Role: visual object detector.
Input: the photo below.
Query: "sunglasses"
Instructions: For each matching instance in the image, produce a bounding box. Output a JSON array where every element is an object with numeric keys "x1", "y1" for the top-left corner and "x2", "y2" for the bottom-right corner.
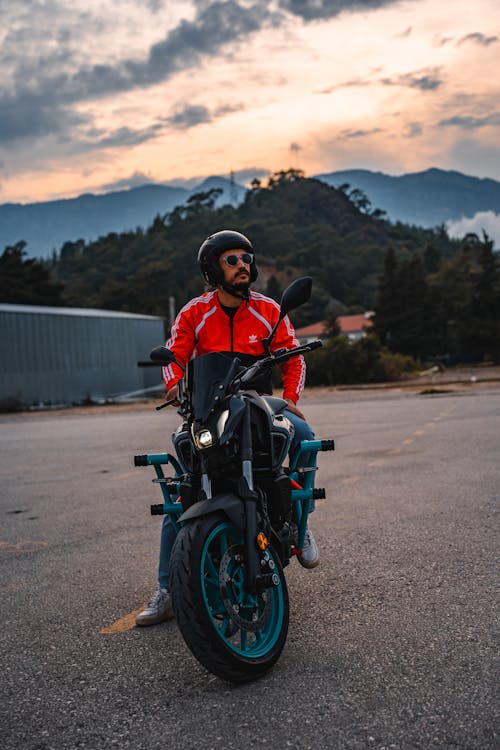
[{"x1": 222, "y1": 252, "x2": 254, "y2": 267}]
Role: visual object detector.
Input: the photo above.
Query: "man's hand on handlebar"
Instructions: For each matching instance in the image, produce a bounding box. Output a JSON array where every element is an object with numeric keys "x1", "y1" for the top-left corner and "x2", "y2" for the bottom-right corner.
[{"x1": 166, "y1": 385, "x2": 180, "y2": 406}]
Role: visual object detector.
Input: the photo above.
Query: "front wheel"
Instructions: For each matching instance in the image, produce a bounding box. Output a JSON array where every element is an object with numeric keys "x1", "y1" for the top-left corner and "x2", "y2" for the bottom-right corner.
[{"x1": 169, "y1": 514, "x2": 289, "y2": 683}]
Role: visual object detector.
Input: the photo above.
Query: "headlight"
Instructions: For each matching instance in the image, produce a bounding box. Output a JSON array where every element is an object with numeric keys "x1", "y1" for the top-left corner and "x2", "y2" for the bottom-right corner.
[{"x1": 193, "y1": 429, "x2": 214, "y2": 450}]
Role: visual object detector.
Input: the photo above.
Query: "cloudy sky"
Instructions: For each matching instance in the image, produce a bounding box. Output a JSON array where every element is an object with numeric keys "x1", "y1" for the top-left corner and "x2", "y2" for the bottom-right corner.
[{"x1": 1, "y1": 0, "x2": 500, "y2": 204}]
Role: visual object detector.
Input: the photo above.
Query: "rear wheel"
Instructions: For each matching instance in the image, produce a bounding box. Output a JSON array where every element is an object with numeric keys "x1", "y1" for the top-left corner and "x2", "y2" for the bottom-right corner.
[{"x1": 169, "y1": 514, "x2": 289, "y2": 683}]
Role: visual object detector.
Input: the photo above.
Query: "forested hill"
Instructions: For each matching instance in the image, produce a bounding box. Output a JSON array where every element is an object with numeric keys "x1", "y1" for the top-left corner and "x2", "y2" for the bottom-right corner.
[
  {"x1": 3, "y1": 167, "x2": 500, "y2": 260},
  {"x1": 3, "y1": 171, "x2": 461, "y2": 327}
]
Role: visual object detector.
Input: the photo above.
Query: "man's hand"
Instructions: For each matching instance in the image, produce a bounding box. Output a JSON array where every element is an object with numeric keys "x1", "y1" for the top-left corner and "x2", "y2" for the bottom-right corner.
[
  {"x1": 284, "y1": 398, "x2": 306, "y2": 420},
  {"x1": 166, "y1": 385, "x2": 180, "y2": 405}
]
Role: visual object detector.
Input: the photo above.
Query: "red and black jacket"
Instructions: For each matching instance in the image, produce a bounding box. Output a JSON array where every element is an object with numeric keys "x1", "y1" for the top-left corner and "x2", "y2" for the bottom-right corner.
[{"x1": 163, "y1": 290, "x2": 306, "y2": 403}]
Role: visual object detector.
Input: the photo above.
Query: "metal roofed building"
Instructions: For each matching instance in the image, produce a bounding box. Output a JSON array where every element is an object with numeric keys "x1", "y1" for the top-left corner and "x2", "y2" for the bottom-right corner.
[{"x1": 0, "y1": 304, "x2": 166, "y2": 406}]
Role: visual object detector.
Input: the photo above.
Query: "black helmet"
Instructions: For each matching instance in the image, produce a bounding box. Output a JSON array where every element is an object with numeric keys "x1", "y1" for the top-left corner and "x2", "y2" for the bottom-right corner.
[{"x1": 198, "y1": 229, "x2": 258, "y2": 286}]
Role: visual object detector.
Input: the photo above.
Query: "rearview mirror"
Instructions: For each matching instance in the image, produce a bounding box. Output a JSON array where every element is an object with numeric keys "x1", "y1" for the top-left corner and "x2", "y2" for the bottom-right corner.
[
  {"x1": 279, "y1": 276, "x2": 312, "y2": 317},
  {"x1": 262, "y1": 276, "x2": 313, "y2": 353},
  {"x1": 150, "y1": 345, "x2": 185, "y2": 371}
]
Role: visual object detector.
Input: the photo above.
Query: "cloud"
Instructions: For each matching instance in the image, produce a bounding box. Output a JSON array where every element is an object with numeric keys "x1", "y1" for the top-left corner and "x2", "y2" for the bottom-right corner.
[
  {"x1": 318, "y1": 69, "x2": 383, "y2": 94},
  {"x1": 447, "y1": 211, "x2": 500, "y2": 248},
  {"x1": 167, "y1": 105, "x2": 212, "y2": 130},
  {"x1": 89, "y1": 124, "x2": 165, "y2": 149},
  {"x1": 99, "y1": 172, "x2": 157, "y2": 192},
  {"x1": 381, "y1": 67, "x2": 443, "y2": 91},
  {"x1": 166, "y1": 102, "x2": 245, "y2": 130},
  {"x1": 145, "y1": 0, "x2": 168, "y2": 11},
  {"x1": 395, "y1": 26, "x2": 412, "y2": 38},
  {"x1": 1, "y1": 0, "x2": 422, "y2": 145},
  {"x1": 438, "y1": 113, "x2": 500, "y2": 130},
  {"x1": 340, "y1": 127, "x2": 384, "y2": 139},
  {"x1": 404, "y1": 122, "x2": 423, "y2": 137},
  {"x1": 232, "y1": 167, "x2": 270, "y2": 184},
  {"x1": 0, "y1": 92, "x2": 90, "y2": 143},
  {"x1": 0, "y1": 1, "x2": 274, "y2": 146},
  {"x1": 278, "y1": 0, "x2": 406, "y2": 21},
  {"x1": 0, "y1": 0, "x2": 433, "y2": 151},
  {"x1": 458, "y1": 32, "x2": 498, "y2": 46}
]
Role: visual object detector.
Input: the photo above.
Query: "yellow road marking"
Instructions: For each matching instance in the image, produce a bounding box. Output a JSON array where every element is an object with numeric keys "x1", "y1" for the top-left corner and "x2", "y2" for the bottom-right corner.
[
  {"x1": 100, "y1": 607, "x2": 144, "y2": 634},
  {"x1": 368, "y1": 459, "x2": 386, "y2": 467},
  {"x1": 402, "y1": 438, "x2": 414, "y2": 446},
  {"x1": 0, "y1": 540, "x2": 48, "y2": 554}
]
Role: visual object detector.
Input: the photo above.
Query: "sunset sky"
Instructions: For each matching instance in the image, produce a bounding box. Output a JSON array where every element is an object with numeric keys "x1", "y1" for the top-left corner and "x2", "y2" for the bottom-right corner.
[{"x1": 1, "y1": 0, "x2": 500, "y2": 205}]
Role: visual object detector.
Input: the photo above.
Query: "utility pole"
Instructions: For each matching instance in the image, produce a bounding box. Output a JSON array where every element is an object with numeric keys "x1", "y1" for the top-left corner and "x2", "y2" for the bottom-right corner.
[
  {"x1": 168, "y1": 296, "x2": 176, "y2": 330},
  {"x1": 290, "y1": 142, "x2": 301, "y2": 171}
]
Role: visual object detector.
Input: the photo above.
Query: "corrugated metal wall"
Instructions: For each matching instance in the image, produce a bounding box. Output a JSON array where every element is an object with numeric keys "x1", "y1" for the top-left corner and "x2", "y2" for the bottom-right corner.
[{"x1": 0, "y1": 305, "x2": 166, "y2": 405}]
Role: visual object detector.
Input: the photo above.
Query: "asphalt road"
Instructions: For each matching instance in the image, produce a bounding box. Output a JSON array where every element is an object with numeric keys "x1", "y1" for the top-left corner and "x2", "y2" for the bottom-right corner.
[{"x1": 1, "y1": 386, "x2": 498, "y2": 749}]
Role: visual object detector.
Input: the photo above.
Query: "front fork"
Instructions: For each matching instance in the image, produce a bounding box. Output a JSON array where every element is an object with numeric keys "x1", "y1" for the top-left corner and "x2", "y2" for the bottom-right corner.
[{"x1": 240, "y1": 406, "x2": 265, "y2": 594}]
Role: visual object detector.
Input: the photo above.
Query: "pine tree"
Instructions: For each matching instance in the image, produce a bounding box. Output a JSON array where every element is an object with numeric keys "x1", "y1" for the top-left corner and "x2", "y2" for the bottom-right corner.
[{"x1": 0, "y1": 242, "x2": 64, "y2": 305}]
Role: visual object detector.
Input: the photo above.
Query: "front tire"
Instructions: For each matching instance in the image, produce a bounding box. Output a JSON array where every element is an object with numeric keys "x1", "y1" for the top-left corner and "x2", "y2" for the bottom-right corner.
[{"x1": 169, "y1": 514, "x2": 289, "y2": 683}]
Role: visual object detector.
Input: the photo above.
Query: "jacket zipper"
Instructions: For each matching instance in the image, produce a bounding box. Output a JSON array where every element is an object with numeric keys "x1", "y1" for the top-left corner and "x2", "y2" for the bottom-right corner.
[{"x1": 229, "y1": 315, "x2": 234, "y2": 352}]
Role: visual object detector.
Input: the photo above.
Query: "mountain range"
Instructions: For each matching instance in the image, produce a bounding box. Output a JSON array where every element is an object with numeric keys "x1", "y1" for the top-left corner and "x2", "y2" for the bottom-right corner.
[
  {"x1": 1, "y1": 169, "x2": 499, "y2": 258},
  {"x1": 317, "y1": 168, "x2": 500, "y2": 228}
]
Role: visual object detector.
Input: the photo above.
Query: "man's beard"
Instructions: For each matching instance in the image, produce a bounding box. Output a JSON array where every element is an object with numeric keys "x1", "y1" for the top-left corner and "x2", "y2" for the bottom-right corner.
[
  {"x1": 221, "y1": 277, "x2": 251, "y2": 300},
  {"x1": 232, "y1": 279, "x2": 250, "y2": 294}
]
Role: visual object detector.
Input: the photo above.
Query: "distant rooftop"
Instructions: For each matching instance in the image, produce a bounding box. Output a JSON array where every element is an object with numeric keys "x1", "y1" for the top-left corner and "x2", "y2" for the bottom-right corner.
[{"x1": 295, "y1": 313, "x2": 374, "y2": 338}]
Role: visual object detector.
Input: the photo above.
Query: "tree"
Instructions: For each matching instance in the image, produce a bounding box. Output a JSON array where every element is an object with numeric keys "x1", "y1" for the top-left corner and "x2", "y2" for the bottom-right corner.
[
  {"x1": 324, "y1": 309, "x2": 341, "y2": 338},
  {"x1": 452, "y1": 232, "x2": 500, "y2": 361},
  {"x1": 348, "y1": 188, "x2": 372, "y2": 214},
  {"x1": 265, "y1": 275, "x2": 282, "y2": 302},
  {"x1": 51, "y1": 174, "x2": 461, "y2": 332},
  {"x1": 426, "y1": 231, "x2": 500, "y2": 362},
  {"x1": 374, "y1": 248, "x2": 435, "y2": 358},
  {"x1": 373, "y1": 246, "x2": 399, "y2": 347},
  {"x1": 0, "y1": 242, "x2": 64, "y2": 305},
  {"x1": 471, "y1": 232, "x2": 500, "y2": 360}
]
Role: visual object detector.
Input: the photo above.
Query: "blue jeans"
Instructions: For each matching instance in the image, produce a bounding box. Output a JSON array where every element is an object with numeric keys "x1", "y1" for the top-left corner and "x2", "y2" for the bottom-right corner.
[{"x1": 158, "y1": 410, "x2": 315, "y2": 589}]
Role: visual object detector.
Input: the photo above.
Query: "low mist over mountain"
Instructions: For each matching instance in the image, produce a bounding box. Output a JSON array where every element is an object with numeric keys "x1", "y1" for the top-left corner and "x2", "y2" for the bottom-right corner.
[{"x1": 1, "y1": 168, "x2": 499, "y2": 258}]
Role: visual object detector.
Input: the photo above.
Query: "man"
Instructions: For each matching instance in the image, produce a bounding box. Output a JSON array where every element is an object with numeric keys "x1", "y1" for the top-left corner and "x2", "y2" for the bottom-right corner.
[{"x1": 136, "y1": 229, "x2": 319, "y2": 626}]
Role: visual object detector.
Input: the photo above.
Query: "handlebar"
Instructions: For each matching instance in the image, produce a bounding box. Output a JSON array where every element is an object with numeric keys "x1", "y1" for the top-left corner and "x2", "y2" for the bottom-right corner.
[
  {"x1": 237, "y1": 340, "x2": 323, "y2": 385},
  {"x1": 155, "y1": 340, "x2": 323, "y2": 410}
]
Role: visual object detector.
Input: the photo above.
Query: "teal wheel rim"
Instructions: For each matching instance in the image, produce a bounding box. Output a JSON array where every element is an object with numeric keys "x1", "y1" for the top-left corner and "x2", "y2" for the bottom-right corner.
[{"x1": 200, "y1": 521, "x2": 285, "y2": 658}]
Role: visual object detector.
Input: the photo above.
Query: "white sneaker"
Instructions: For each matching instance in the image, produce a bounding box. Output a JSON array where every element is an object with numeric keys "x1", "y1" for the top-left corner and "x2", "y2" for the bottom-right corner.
[
  {"x1": 135, "y1": 588, "x2": 174, "y2": 626},
  {"x1": 297, "y1": 526, "x2": 319, "y2": 569}
]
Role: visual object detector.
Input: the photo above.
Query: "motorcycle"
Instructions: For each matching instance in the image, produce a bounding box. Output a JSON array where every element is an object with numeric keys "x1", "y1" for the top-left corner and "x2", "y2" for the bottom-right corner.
[{"x1": 134, "y1": 277, "x2": 335, "y2": 683}]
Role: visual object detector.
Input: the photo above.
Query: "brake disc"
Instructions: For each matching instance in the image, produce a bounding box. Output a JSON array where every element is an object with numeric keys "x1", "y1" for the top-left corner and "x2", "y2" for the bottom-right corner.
[{"x1": 218, "y1": 545, "x2": 272, "y2": 632}]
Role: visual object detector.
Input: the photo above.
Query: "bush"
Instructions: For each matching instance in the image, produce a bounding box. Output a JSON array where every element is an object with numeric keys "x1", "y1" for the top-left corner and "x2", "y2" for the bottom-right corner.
[
  {"x1": 305, "y1": 334, "x2": 417, "y2": 386},
  {"x1": 0, "y1": 397, "x2": 26, "y2": 413}
]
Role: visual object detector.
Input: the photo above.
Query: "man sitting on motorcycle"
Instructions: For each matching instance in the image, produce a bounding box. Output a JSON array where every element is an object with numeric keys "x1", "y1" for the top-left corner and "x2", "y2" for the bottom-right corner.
[{"x1": 136, "y1": 229, "x2": 319, "y2": 626}]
